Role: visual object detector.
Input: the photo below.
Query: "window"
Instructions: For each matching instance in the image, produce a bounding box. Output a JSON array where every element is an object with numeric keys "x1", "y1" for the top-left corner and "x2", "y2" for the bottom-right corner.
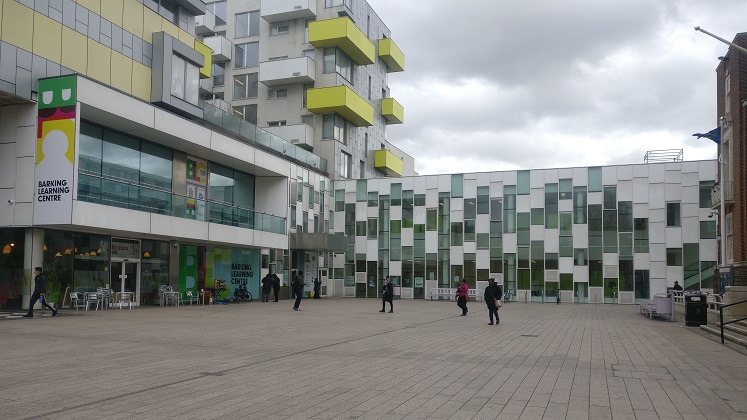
[
  {"x1": 302, "y1": 83, "x2": 313, "y2": 108},
  {"x1": 302, "y1": 49, "x2": 315, "y2": 60},
  {"x1": 270, "y1": 22, "x2": 290, "y2": 36},
  {"x1": 235, "y1": 11, "x2": 260, "y2": 38},
  {"x1": 340, "y1": 152, "x2": 351, "y2": 179},
  {"x1": 268, "y1": 121, "x2": 286, "y2": 127},
  {"x1": 322, "y1": 48, "x2": 354, "y2": 83},
  {"x1": 364, "y1": 133, "x2": 368, "y2": 157},
  {"x1": 666, "y1": 248, "x2": 682, "y2": 266},
  {"x1": 359, "y1": 161, "x2": 365, "y2": 179},
  {"x1": 304, "y1": 19, "x2": 312, "y2": 43},
  {"x1": 233, "y1": 73, "x2": 258, "y2": 99},
  {"x1": 301, "y1": 114, "x2": 313, "y2": 126},
  {"x1": 322, "y1": 114, "x2": 348, "y2": 144},
  {"x1": 170, "y1": 55, "x2": 199, "y2": 105},
  {"x1": 145, "y1": 0, "x2": 178, "y2": 24},
  {"x1": 234, "y1": 42, "x2": 259, "y2": 68},
  {"x1": 700, "y1": 220, "x2": 717, "y2": 239},
  {"x1": 666, "y1": 202, "x2": 681, "y2": 227},
  {"x1": 634, "y1": 218, "x2": 649, "y2": 253},
  {"x1": 268, "y1": 88, "x2": 287, "y2": 99},
  {"x1": 232, "y1": 105, "x2": 257, "y2": 124},
  {"x1": 325, "y1": 0, "x2": 352, "y2": 6},
  {"x1": 212, "y1": 62, "x2": 225, "y2": 86},
  {"x1": 699, "y1": 181, "x2": 714, "y2": 208},
  {"x1": 368, "y1": 76, "x2": 372, "y2": 100},
  {"x1": 206, "y1": 1, "x2": 227, "y2": 25}
]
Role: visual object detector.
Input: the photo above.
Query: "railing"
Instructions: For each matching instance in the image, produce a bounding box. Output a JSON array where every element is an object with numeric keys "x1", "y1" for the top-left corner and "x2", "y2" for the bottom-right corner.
[
  {"x1": 77, "y1": 172, "x2": 286, "y2": 234},
  {"x1": 199, "y1": 100, "x2": 328, "y2": 173},
  {"x1": 643, "y1": 149, "x2": 683, "y2": 163},
  {"x1": 711, "y1": 180, "x2": 734, "y2": 207},
  {"x1": 719, "y1": 298, "x2": 747, "y2": 344}
]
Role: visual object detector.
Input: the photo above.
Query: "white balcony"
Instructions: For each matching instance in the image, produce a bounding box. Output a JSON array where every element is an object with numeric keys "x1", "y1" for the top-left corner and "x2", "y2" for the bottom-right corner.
[
  {"x1": 264, "y1": 123, "x2": 314, "y2": 150},
  {"x1": 259, "y1": 57, "x2": 315, "y2": 86},
  {"x1": 202, "y1": 35, "x2": 232, "y2": 62},
  {"x1": 711, "y1": 180, "x2": 734, "y2": 208},
  {"x1": 195, "y1": 10, "x2": 216, "y2": 34},
  {"x1": 261, "y1": 0, "x2": 316, "y2": 23}
]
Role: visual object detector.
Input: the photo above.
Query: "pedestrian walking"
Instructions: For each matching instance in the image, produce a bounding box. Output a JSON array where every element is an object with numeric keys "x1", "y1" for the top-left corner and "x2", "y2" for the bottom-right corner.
[
  {"x1": 556, "y1": 290, "x2": 561, "y2": 305},
  {"x1": 292, "y1": 270, "x2": 304, "y2": 311},
  {"x1": 23, "y1": 267, "x2": 57, "y2": 318},
  {"x1": 261, "y1": 273, "x2": 272, "y2": 302},
  {"x1": 484, "y1": 277, "x2": 502, "y2": 325},
  {"x1": 313, "y1": 277, "x2": 321, "y2": 299},
  {"x1": 379, "y1": 277, "x2": 393, "y2": 313},
  {"x1": 456, "y1": 278, "x2": 469, "y2": 316},
  {"x1": 272, "y1": 274, "x2": 280, "y2": 302}
]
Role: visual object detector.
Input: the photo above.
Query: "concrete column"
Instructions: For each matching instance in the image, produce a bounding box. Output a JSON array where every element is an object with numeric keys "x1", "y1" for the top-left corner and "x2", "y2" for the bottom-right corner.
[{"x1": 22, "y1": 228, "x2": 45, "y2": 309}]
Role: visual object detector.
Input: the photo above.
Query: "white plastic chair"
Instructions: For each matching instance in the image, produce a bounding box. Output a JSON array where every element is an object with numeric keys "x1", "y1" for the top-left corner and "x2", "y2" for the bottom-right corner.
[
  {"x1": 118, "y1": 292, "x2": 133, "y2": 310},
  {"x1": 70, "y1": 292, "x2": 86, "y2": 310}
]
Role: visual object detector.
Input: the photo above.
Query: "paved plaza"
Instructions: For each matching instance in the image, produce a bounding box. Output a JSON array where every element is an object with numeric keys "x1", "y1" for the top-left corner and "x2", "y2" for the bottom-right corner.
[{"x1": 2, "y1": 298, "x2": 747, "y2": 420}]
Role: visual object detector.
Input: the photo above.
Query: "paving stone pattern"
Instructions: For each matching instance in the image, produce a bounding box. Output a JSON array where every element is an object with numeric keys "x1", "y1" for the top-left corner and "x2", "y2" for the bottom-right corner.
[{"x1": 2, "y1": 299, "x2": 746, "y2": 419}]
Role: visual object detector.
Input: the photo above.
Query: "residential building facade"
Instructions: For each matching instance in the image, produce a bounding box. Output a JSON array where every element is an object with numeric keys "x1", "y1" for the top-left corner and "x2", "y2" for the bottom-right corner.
[{"x1": 197, "y1": 0, "x2": 414, "y2": 181}]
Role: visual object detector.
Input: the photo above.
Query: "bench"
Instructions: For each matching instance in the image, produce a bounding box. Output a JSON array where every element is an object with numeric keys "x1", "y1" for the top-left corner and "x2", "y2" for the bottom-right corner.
[
  {"x1": 429, "y1": 287, "x2": 483, "y2": 302},
  {"x1": 640, "y1": 294, "x2": 674, "y2": 321}
]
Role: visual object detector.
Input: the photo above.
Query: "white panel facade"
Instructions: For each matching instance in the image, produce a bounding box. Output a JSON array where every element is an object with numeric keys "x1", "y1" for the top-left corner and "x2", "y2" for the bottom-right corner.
[{"x1": 665, "y1": 227, "x2": 682, "y2": 248}]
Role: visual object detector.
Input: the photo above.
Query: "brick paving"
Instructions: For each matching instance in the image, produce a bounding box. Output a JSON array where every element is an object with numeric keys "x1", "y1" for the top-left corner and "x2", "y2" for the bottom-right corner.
[{"x1": 1, "y1": 298, "x2": 747, "y2": 419}]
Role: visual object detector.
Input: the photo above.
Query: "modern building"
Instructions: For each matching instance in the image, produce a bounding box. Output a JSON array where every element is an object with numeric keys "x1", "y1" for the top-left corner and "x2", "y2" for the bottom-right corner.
[
  {"x1": 196, "y1": 0, "x2": 415, "y2": 181},
  {"x1": 328, "y1": 163, "x2": 718, "y2": 303},
  {"x1": 714, "y1": 32, "x2": 747, "y2": 290},
  {"x1": 0, "y1": 0, "x2": 336, "y2": 309}
]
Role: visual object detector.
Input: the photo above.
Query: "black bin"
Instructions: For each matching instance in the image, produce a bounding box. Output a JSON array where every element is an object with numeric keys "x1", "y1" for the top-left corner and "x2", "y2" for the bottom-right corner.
[{"x1": 685, "y1": 294, "x2": 707, "y2": 326}]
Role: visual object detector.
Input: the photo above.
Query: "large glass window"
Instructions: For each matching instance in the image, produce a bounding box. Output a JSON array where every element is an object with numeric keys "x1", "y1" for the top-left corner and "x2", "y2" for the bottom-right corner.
[
  {"x1": 666, "y1": 202, "x2": 681, "y2": 227},
  {"x1": 235, "y1": 11, "x2": 260, "y2": 38},
  {"x1": 517, "y1": 170, "x2": 530, "y2": 195},
  {"x1": 700, "y1": 221, "x2": 717, "y2": 239},
  {"x1": 206, "y1": 1, "x2": 226, "y2": 25},
  {"x1": 322, "y1": 113, "x2": 348, "y2": 143},
  {"x1": 588, "y1": 167, "x2": 602, "y2": 192},
  {"x1": 171, "y1": 55, "x2": 199, "y2": 105},
  {"x1": 233, "y1": 104, "x2": 257, "y2": 124},
  {"x1": 322, "y1": 47, "x2": 354, "y2": 83},
  {"x1": 634, "y1": 218, "x2": 649, "y2": 253},
  {"x1": 234, "y1": 42, "x2": 259, "y2": 68},
  {"x1": 545, "y1": 183, "x2": 558, "y2": 229},
  {"x1": 78, "y1": 122, "x2": 173, "y2": 214},
  {"x1": 340, "y1": 152, "x2": 351, "y2": 179},
  {"x1": 233, "y1": 73, "x2": 258, "y2": 99},
  {"x1": 477, "y1": 186, "x2": 489, "y2": 214},
  {"x1": 699, "y1": 181, "x2": 714, "y2": 208},
  {"x1": 212, "y1": 62, "x2": 225, "y2": 86},
  {"x1": 573, "y1": 186, "x2": 587, "y2": 224}
]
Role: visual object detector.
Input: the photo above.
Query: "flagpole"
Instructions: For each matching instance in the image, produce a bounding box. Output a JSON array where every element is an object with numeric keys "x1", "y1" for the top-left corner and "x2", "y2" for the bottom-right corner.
[{"x1": 695, "y1": 27, "x2": 747, "y2": 55}]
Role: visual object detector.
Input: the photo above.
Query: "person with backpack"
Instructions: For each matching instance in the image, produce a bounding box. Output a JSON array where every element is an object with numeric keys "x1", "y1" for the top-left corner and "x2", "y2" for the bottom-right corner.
[
  {"x1": 379, "y1": 277, "x2": 394, "y2": 313},
  {"x1": 456, "y1": 278, "x2": 469, "y2": 316},
  {"x1": 271, "y1": 274, "x2": 280, "y2": 302},
  {"x1": 484, "y1": 278, "x2": 502, "y2": 325},
  {"x1": 292, "y1": 270, "x2": 305, "y2": 311},
  {"x1": 261, "y1": 273, "x2": 273, "y2": 302}
]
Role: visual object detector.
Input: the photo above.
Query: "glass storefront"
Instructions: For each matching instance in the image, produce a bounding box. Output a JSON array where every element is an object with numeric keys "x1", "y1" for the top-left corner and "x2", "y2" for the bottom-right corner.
[{"x1": 0, "y1": 229, "x2": 26, "y2": 309}]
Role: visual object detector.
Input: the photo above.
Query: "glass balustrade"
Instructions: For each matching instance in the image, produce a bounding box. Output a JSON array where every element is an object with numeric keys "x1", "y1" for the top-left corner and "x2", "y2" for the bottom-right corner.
[
  {"x1": 77, "y1": 173, "x2": 286, "y2": 234},
  {"x1": 199, "y1": 100, "x2": 327, "y2": 172}
]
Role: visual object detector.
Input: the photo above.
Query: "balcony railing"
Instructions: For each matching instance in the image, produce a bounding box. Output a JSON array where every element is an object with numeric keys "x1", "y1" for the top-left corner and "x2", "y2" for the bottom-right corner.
[
  {"x1": 77, "y1": 173, "x2": 286, "y2": 234},
  {"x1": 711, "y1": 180, "x2": 734, "y2": 207},
  {"x1": 200, "y1": 100, "x2": 328, "y2": 172}
]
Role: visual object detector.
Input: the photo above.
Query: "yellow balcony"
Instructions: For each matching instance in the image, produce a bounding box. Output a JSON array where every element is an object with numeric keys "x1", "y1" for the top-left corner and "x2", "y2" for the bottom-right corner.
[
  {"x1": 378, "y1": 38, "x2": 405, "y2": 72},
  {"x1": 374, "y1": 149, "x2": 403, "y2": 177},
  {"x1": 306, "y1": 86, "x2": 374, "y2": 127},
  {"x1": 381, "y1": 97, "x2": 404, "y2": 124},
  {"x1": 308, "y1": 17, "x2": 375, "y2": 65}
]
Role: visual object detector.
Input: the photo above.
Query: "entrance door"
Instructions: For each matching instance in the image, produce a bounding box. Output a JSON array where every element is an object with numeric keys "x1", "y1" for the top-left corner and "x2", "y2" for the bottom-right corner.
[{"x1": 111, "y1": 260, "x2": 140, "y2": 305}]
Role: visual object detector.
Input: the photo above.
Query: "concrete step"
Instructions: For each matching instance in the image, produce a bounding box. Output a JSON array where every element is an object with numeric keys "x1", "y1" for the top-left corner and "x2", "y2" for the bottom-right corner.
[
  {"x1": 718, "y1": 322, "x2": 747, "y2": 336},
  {"x1": 700, "y1": 325, "x2": 747, "y2": 348}
]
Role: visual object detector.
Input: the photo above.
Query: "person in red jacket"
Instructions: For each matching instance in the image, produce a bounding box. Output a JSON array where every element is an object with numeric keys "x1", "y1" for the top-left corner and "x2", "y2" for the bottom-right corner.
[{"x1": 456, "y1": 278, "x2": 469, "y2": 316}]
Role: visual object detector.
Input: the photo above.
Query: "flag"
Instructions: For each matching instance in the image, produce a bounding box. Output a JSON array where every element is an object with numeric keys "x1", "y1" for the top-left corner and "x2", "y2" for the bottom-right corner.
[{"x1": 692, "y1": 128, "x2": 720, "y2": 144}]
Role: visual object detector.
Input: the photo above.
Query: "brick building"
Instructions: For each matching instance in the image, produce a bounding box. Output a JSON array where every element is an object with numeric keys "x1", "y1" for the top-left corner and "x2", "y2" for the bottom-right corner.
[{"x1": 714, "y1": 32, "x2": 747, "y2": 289}]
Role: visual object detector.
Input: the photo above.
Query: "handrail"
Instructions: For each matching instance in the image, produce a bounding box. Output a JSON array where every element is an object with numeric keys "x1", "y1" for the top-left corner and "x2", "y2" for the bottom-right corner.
[{"x1": 719, "y1": 298, "x2": 747, "y2": 344}]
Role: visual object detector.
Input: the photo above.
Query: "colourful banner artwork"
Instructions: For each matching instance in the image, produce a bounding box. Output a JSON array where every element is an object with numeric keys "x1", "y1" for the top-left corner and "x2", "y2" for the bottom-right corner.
[
  {"x1": 186, "y1": 156, "x2": 208, "y2": 185},
  {"x1": 34, "y1": 75, "x2": 77, "y2": 225}
]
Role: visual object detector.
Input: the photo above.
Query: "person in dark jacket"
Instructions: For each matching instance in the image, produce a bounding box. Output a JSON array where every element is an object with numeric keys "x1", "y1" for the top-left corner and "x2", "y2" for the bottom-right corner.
[
  {"x1": 24, "y1": 267, "x2": 57, "y2": 318},
  {"x1": 261, "y1": 273, "x2": 273, "y2": 302},
  {"x1": 456, "y1": 279, "x2": 469, "y2": 316},
  {"x1": 313, "y1": 277, "x2": 321, "y2": 299},
  {"x1": 272, "y1": 274, "x2": 280, "y2": 302},
  {"x1": 379, "y1": 277, "x2": 394, "y2": 313},
  {"x1": 484, "y1": 278, "x2": 502, "y2": 325},
  {"x1": 292, "y1": 271, "x2": 305, "y2": 311}
]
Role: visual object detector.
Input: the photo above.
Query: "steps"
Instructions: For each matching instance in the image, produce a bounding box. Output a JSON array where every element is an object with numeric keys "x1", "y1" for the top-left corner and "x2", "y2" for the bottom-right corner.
[{"x1": 700, "y1": 319, "x2": 747, "y2": 348}]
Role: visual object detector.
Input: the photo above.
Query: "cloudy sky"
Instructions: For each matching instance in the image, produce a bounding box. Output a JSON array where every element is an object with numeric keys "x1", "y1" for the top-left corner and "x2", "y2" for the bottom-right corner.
[{"x1": 369, "y1": 0, "x2": 747, "y2": 175}]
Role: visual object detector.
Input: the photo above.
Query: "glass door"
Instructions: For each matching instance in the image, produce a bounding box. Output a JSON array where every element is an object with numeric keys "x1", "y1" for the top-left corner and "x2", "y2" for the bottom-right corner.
[{"x1": 111, "y1": 260, "x2": 140, "y2": 304}]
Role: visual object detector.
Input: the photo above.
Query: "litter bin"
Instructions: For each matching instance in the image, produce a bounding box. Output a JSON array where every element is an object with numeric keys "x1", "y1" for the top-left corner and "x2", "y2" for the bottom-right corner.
[{"x1": 685, "y1": 294, "x2": 707, "y2": 326}]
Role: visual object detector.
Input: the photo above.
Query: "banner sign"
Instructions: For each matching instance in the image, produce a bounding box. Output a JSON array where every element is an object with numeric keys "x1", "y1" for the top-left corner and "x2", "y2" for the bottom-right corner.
[{"x1": 34, "y1": 75, "x2": 77, "y2": 225}]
